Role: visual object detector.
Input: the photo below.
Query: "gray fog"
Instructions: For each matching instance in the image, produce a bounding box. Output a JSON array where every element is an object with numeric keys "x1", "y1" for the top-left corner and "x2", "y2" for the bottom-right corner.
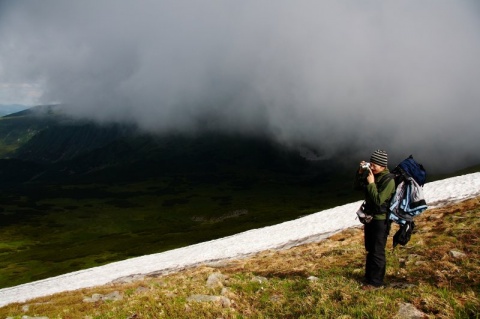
[{"x1": 1, "y1": 1, "x2": 480, "y2": 172}]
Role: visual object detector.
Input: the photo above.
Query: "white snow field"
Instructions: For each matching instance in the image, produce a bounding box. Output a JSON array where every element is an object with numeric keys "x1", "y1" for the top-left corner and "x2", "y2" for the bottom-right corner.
[{"x1": 1, "y1": 173, "x2": 479, "y2": 307}]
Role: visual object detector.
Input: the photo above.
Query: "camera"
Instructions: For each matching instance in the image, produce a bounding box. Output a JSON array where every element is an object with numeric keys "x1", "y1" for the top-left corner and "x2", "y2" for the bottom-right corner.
[
  {"x1": 361, "y1": 162, "x2": 370, "y2": 170},
  {"x1": 359, "y1": 162, "x2": 371, "y2": 182}
]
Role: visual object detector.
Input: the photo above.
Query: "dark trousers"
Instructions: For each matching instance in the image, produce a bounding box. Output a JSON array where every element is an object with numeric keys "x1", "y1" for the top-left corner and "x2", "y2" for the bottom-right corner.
[{"x1": 364, "y1": 219, "x2": 391, "y2": 286}]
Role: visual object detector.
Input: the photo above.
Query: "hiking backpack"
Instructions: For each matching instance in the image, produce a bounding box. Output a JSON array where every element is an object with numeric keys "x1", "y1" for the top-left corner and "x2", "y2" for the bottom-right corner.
[{"x1": 387, "y1": 155, "x2": 428, "y2": 247}]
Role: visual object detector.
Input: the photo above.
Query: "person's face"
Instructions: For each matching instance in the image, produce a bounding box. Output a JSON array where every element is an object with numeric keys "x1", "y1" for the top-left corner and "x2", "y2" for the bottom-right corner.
[{"x1": 370, "y1": 162, "x2": 385, "y2": 174}]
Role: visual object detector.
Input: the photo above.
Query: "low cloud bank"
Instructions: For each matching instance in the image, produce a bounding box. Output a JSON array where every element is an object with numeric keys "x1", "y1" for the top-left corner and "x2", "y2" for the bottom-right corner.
[{"x1": 1, "y1": 1, "x2": 480, "y2": 171}]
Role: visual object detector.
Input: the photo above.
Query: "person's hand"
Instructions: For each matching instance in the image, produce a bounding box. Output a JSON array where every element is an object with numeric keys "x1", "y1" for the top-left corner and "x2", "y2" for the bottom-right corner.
[{"x1": 366, "y1": 168, "x2": 374, "y2": 184}]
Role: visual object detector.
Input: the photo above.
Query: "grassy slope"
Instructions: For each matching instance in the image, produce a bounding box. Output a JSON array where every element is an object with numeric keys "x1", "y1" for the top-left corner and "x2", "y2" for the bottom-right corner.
[{"x1": 1, "y1": 196, "x2": 478, "y2": 319}]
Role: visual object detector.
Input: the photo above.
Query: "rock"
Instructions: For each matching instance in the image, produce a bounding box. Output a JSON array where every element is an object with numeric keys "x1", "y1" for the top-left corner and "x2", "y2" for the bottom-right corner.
[
  {"x1": 206, "y1": 272, "x2": 226, "y2": 289},
  {"x1": 307, "y1": 276, "x2": 319, "y2": 281},
  {"x1": 83, "y1": 291, "x2": 123, "y2": 303},
  {"x1": 104, "y1": 291, "x2": 123, "y2": 301},
  {"x1": 221, "y1": 287, "x2": 229, "y2": 296},
  {"x1": 394, "y1": 302, "x2": 426, "y2": 319},
  {"x1": 449, "y1": 250, "x2": 466, "y2": 259},
  {"x1": 111, "y1": 274, "x2": 145, "y2": 284},
  {"x1": 83, "y1": 293, "x2": 104, "y2": 303},
  {"x1": 252, "y1": 276, "x2": 268, "y2": 283},
  {"x1": 187, "y1": 294, "x2": 231, "y2": 307},
  {"x1": 204, "y1": 261, "x2": 231, "y2": 268},
  {"x1": 204, "y1": 260, "x2": 245, "y2": 269}
]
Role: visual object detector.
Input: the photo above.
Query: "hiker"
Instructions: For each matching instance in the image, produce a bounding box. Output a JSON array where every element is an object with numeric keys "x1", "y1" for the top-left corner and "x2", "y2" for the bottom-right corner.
[{"x1": 354, "y1": 149, "x2": 396, "y2": 289}]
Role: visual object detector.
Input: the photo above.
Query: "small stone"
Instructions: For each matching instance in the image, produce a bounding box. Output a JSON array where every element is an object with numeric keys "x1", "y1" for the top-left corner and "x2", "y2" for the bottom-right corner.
[
  {"x1": 252, "y1": 276, "x2": 268, "y2": 283},
  {"x1": 103, "y1": 291, "x2": 123, "y2": 301},
  {"x1": 449, "y1": 250, "x2": 466, "y2": 259},
  {"x1": 206, "y1": 272, "x2": 226, "y2": 289},
  {"x1": 83, "y1": 291, "x2": 122, "y2": 303},
  {"x1": 83, "y1": 293, "x2": 104, "y2": 303},
  {"x1": 307, "y1": 276, "x2": 319, "y2": 281},
  {"x1": 394, "y1": 302, "x2": 426, "y2": 319},
  {"x1": 111, "y1": 274, "x2": 145, "y2": 284},
  {"x1": 221, "y1": 287, "x2": 229, "y2": 296}
]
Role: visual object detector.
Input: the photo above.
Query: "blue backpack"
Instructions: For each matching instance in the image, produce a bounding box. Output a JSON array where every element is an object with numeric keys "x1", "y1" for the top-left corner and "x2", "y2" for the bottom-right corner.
[
  {"x1": 388, "y1": 155, "x2": 428, "y2": 247},
  {"x1": 395, "y1": 155, "x2": 427, "y2": 186}
]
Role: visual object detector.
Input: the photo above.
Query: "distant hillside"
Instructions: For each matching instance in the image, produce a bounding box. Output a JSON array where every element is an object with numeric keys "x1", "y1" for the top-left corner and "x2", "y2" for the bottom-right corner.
[
  {"x1": 0, "y1": 104, "x2": 342, "y2": 186},
  {"x1": 0, "y1": 105, "x2": 59, "y2": 158},
  {"x1": 13, "y1": 122, "x2": 134, "y2": 164}
]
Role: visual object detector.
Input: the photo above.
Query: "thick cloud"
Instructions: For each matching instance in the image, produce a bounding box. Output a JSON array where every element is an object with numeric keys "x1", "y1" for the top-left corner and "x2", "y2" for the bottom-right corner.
[{"x1": 1, "y1": 1, "x2": 480, "y2": 172}]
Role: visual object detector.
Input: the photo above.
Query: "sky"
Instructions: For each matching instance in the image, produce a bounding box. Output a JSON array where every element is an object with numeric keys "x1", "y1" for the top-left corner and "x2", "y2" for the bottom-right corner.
[
  {"x1": 0, "y1": 172, "x2": 479, "y2": 307},
  {"x1": 0, "y1": 83, "x2": 42, "y2": 106},
  {"x1": 1, "y1": 1, "x2": 480, "y2": 171}
]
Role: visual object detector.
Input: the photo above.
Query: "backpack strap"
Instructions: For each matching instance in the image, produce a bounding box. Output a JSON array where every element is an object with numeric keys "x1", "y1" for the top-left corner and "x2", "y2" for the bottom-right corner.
[
  {"x1": 378, "y1": 173, "x2": 395, "y2": 187},
  {"x1": 377, "y1": 173, "x2": 395, "y2": 219}
]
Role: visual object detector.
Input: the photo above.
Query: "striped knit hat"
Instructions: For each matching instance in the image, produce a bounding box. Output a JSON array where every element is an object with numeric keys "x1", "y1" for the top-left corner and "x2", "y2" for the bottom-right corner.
[{"x1": 370, "y1": 149, "x2": 388, "y2": 167}]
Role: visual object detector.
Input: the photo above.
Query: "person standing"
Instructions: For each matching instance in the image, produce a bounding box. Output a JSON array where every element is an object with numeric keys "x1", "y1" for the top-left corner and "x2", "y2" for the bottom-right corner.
[{"x1": 354, "y1": 149, "x2": 396, "y2": 289}]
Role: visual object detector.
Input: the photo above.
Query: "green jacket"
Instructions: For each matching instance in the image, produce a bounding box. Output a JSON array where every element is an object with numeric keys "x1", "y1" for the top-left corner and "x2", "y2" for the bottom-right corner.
[{"x1": 354, "y1": 168, "x2": 396, "y2": 220}]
